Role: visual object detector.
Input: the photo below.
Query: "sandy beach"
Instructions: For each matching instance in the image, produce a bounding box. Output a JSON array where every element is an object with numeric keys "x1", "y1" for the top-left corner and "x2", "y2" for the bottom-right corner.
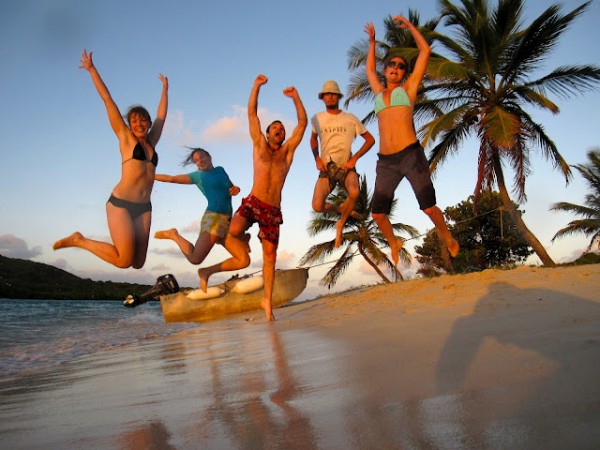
[
  {"x1": 280, "y1": 263, "x2": 600, "y2": 448},
  {"x1": 1, "y1": 264, "x2": 599, "y2": 449}
]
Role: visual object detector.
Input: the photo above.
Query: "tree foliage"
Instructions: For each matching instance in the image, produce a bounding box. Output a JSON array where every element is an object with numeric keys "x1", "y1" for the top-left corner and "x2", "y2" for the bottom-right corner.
[
  {"x1": 0, "y1": 254, "x2": 153, "y2": 300},
  {"x1": 300, "y1": 175, "x2": 419, "y2": 288},
  {"x1": 346, "y1": 0, "x2": 600, "y2": 268},
  {"x1": 551, "y1": 148, "x2": 600, "y2": 251},
  {"x1": 414, "y1": 190, "x2": 532, "y2": 274}
]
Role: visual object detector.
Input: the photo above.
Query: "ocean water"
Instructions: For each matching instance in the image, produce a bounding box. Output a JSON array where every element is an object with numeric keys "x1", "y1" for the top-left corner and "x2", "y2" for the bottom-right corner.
[
  {"x1": 0, "y1": 299, "x2": 195, "y2": 377},
  {"x1": 0, "y1": 298, "x2": 357, "y2": 449}
]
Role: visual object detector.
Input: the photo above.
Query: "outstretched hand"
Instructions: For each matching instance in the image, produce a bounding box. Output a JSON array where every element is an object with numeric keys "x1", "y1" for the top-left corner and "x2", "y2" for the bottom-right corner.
[
  {"x1": 159, "y1": 73, "x2": 169, "y2": 90},
  {"x1": 282, "y1": 86, "x2": 298, "y2": 98},
  {"x1": 364, "y1": 22, "x2": 376, "y2": 41},
  {"x1": 79, "y1": 49, "x2": 94, "y2": 71},
  {"x1": 255, "y1": 74, "x2": 268, "y2": 86},
  {"x1": 392, "y1": 15, "x2": 411, "y2": 29}
]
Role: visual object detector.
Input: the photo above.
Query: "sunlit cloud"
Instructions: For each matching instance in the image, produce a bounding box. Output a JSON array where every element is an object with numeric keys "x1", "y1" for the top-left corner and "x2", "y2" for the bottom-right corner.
[
  {"x1": 277, "y1": 249, "x2": 296, "y2": 268},
  {"x1": 0, "y1": 234, "x2": 42, "y2": 259},
  {"x1": 180, "y1": 220, "x2": 200, "y2": 234},
  {"x1": 200, "y1": 105, "x2": 249, "y2": 143},
  {"x1": 163, "y1": 105, "x2": 296, "y2": 147}
]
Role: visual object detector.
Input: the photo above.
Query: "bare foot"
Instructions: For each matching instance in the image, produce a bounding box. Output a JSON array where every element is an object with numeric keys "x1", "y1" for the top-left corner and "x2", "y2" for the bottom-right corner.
[
  {"x1": 447, "y1": 237, "x2": 460, "y2": 258},
  {"x1": 390, "y1": 236, "x2": 404, "y2": 266},
  {"x1": 350, "y1": 211, "x2": 364, "y2": 220},
  {"x1": 260, "y1": 298, "x2": 275, "y2": 321},
  {"x1": 197, "y1": 267, "x2": 210, "y2": 293},
  {"x1": 154, "y1": 228, "x2": 177, "y2": 240},
  {"x1": 334, "y1": 219, "x2": 344, "y2": 248},
  {"x1": 53, "y1": 232, "x2": 83, "y2": 250}
]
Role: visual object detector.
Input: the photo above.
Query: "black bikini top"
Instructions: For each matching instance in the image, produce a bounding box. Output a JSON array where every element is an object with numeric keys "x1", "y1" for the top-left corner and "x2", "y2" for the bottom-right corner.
[{"x1": 123, "y1": 142, "x2": 158, "y2": 166}]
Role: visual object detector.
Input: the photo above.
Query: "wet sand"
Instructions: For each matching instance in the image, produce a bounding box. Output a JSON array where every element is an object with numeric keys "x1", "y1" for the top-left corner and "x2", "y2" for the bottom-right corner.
[{"x1": 1, "y1": 264, "x2": 599, "y2": 449}]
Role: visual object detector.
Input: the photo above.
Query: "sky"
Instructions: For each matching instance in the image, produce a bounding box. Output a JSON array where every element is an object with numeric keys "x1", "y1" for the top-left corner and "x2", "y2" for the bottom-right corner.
[{"x1": 1, "y1": 0, "x2": 599, "y2": 301}]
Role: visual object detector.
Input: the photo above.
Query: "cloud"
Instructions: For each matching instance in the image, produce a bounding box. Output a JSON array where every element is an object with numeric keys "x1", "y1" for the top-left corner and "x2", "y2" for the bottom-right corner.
[
  {"x1": 276, "y1": 250, "x2": 296, "y2": 268},
  {"x1": 52, "y1": 257, "x2": 70, "y2": 270},
  {"x1": 200, "y1": 105, "x2": 249, "y2": 143},
  {"x1": 164, "y1": 107, "x2": 249, "y2": 145},
  {"x1": 180, "y1": 220, "x2": 200, "y2": 234},
  {"x1": 0, "y1": 234, "x2": 43, "y2": 259},
  {"x1": 163, "y1": 105, "x2": 293, "y2": 147}
]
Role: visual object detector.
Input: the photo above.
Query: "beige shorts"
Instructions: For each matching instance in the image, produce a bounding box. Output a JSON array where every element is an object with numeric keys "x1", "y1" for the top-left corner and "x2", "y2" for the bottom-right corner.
[{"x1": 200, "y1": 211, "x2": 231, "y2": 240}]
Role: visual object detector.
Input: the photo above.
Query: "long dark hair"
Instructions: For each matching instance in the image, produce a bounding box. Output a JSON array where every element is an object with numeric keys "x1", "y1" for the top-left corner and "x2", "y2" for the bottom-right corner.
[{"x1": 180, "y1": 147, "x2": 211, "y2": 167}]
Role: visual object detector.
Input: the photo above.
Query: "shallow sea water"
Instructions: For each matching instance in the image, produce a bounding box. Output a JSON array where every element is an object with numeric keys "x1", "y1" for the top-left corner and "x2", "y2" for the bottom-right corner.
[{"x1": 1, "y1": 298, "x2": 599, "y2": 450}]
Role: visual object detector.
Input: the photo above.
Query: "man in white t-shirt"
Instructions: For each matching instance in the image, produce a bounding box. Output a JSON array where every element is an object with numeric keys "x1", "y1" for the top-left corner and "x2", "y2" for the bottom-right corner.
[{"x1": 310, "y1": 80, "x2": 375, "y2": 247}]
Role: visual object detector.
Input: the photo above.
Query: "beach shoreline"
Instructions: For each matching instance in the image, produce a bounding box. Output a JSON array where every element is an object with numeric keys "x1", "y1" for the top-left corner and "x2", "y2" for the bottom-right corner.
[{"x1": 2, "y1": 264, "x2": 599, "y2": 449}]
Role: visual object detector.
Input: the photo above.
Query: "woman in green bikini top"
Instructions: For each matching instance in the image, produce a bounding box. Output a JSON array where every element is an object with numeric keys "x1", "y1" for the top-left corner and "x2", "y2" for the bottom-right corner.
[
  {"x1": 365, "y1": 17, "x2": 429, "y2": 155},
  {"x1": 363, "y1": 16, "x2": 460, "y2": 266},
  {"x1": 374, "y1": 85, "x2": 412, "y2": 115}
]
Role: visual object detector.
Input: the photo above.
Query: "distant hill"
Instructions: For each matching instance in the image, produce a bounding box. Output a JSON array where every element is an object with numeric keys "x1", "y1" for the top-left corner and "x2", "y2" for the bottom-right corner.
[{"x1": 0, "y1": 254, "x2": 153, "y2": 300}]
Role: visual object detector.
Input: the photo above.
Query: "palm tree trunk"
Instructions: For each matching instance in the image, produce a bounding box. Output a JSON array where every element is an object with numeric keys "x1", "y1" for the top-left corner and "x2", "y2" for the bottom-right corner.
[
  {"x1": 494, "y1": 161, "x2": 556, "y2": 267},
  {"x1": 357, "y1": 246, "x2": 397, "y2": 283}
]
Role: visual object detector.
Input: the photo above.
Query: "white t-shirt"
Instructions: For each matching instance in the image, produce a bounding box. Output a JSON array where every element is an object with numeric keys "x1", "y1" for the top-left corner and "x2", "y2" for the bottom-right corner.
[{"x1": 311, "y1": 111, "x2": 368, "y2": 166}]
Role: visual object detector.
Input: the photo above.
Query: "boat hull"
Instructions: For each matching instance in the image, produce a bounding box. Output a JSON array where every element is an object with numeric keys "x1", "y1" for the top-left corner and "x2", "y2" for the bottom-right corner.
[{"x1": 159, "y1": 268, "x2": 309, "y2": 323}]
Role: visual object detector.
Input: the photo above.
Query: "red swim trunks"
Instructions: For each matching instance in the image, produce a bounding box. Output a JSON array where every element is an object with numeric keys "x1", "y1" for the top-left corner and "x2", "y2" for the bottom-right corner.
[{"x1": 236, "y1": 195, "x2": 283, "y2": 245}]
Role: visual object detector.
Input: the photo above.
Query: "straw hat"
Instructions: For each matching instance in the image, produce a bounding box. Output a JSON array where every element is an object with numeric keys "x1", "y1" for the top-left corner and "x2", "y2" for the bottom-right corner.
[{"x1": 318, "y1": 80, "x2": 343, "y2": 99}]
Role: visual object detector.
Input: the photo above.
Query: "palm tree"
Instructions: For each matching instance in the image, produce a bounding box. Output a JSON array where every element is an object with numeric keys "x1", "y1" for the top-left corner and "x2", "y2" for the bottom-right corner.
[
  {"x1": 346, "y1": 0, "x2": 600, "y2": 267},
  {"x1": 551, "y1": 148, "x2": 600, "y2": 252},
  {"x1": 299, "y1": 175, "x2": 419, "y2": 288},
  {"x1": 419, "y1": 0, "x2": 600, "y2": 267}
]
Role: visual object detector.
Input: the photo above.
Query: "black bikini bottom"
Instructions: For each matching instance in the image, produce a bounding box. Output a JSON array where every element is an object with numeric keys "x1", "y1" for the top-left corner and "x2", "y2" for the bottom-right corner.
[{"x1": 107, "y1": 194, "x2": 152, "y2": 219}]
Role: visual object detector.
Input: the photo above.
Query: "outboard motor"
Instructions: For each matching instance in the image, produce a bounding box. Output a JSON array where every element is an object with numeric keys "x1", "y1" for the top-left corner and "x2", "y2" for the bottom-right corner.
[{"x1": 123, "y1": 274, "x2": 179, "y2": 308}]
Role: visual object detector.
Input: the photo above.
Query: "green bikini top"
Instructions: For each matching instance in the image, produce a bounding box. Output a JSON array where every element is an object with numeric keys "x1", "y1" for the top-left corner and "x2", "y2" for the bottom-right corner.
[{"x1": 374, "y1": 86, "x2": 412, "y2": 115}]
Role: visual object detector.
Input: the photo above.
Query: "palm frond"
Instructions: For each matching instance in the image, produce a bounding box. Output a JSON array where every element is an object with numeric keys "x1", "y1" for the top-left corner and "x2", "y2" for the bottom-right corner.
[
  {"x1": 525, "y1": 66, "x2": 600, "y2": 99},
  {"x1": 550, "y1": 149, "x2": 600, "y2": 250},
  {"x1": 300, "y1": 175, "x2": 419, "y2": 287}
]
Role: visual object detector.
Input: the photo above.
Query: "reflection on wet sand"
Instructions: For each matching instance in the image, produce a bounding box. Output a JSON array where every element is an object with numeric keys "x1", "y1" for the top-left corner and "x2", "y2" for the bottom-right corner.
[
  {"x1": 2, "y1": 277, "x2": 598, "y2": 450},
  {"x1": 180, "y1": 325, "x2": 319, "y2": 449},
  {"x1": 117, "y1": 421, "x2": 176, "y2": 450}
]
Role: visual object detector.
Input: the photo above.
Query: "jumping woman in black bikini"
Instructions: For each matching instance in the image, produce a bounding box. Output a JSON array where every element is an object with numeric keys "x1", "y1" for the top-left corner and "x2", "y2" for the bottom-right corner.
[{"x1": 53, "y1": 49, "x2": 168, "y2": 269}]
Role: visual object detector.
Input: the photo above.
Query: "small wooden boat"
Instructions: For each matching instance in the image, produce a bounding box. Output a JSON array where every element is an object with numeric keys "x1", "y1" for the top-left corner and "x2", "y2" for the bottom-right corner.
[{"x1": 159, "y1": 268, "x2": 309, "y2": 323}]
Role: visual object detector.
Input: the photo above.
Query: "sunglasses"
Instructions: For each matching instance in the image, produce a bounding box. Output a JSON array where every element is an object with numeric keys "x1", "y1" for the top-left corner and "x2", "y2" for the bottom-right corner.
[{"x1": 386, "y1": 60, "x2": 406, "y2": 70}]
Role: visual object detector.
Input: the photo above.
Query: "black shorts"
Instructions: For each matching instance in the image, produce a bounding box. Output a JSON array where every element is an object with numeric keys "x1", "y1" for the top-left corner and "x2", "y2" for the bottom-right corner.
[{"x1": 372, "y1": 141, "x2": 436, "y2": 214}]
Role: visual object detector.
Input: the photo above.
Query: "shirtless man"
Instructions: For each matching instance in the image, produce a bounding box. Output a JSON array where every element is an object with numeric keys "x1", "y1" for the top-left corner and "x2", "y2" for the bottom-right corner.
[
  {"x1": 198, "y1": 74, "x2": 307, "y2": 320},
  {"x1": 310, "y1": 80, "x2": 374, "y2": 248}
]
